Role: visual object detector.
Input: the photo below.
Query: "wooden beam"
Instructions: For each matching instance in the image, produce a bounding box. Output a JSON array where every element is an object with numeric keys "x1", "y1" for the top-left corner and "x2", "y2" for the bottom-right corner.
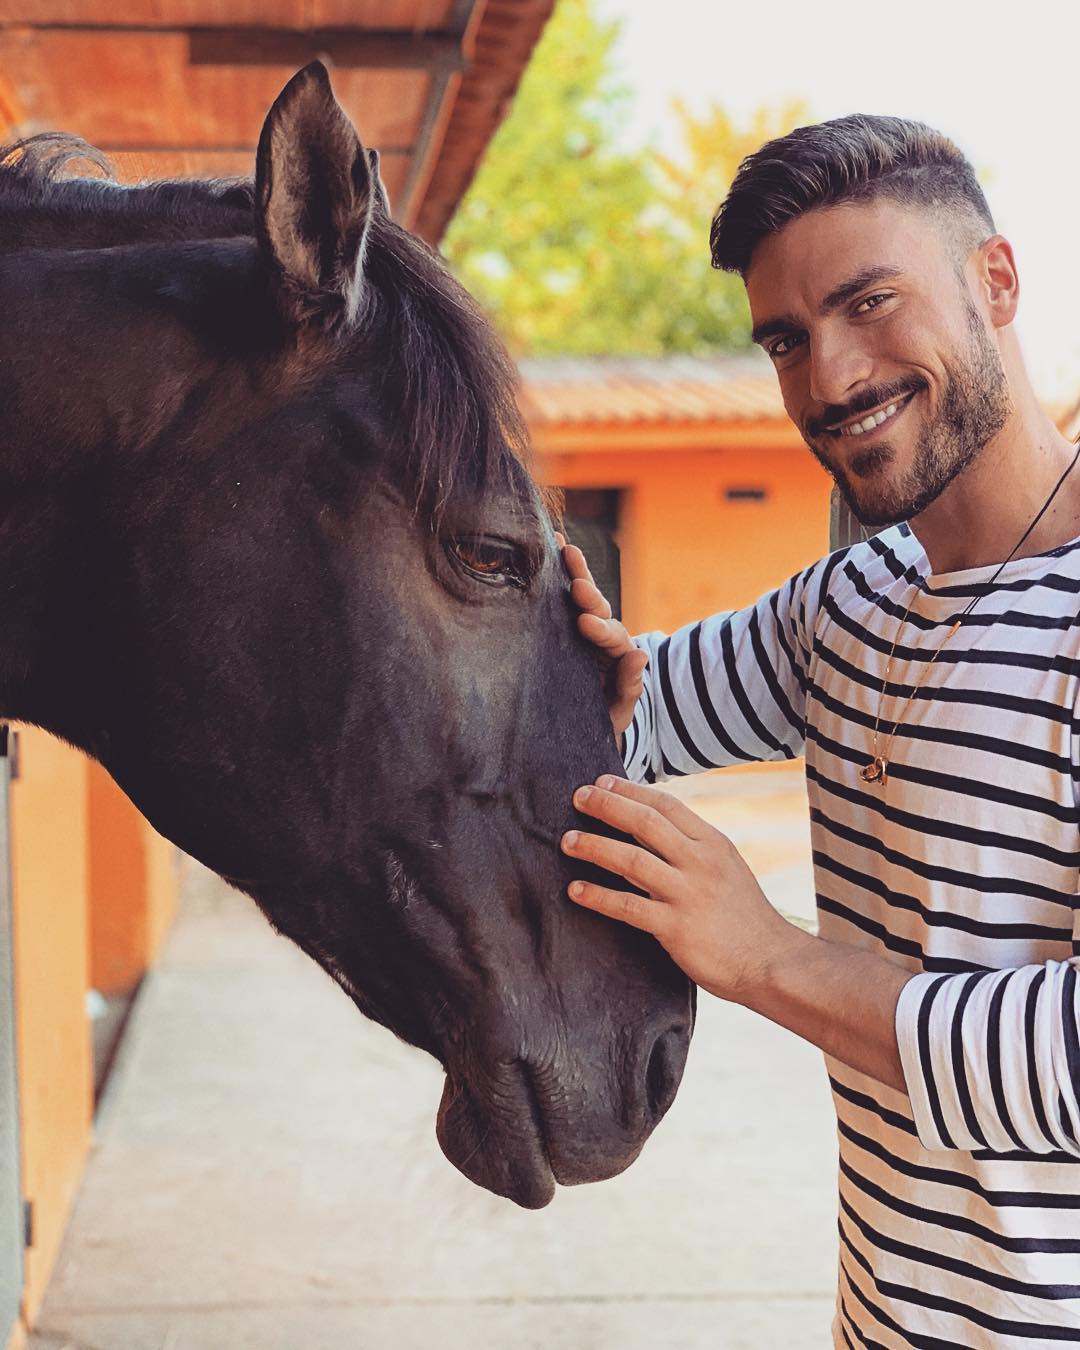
[
  {"x1": 397, "y1": 0, "x2": 483, "y2": 230},
  {"x1": 2, "y1": 1, "x2": 461, "y2": 23},
  {"x1": 4, "y1": 25, "x2": 470, "y2": 70}
]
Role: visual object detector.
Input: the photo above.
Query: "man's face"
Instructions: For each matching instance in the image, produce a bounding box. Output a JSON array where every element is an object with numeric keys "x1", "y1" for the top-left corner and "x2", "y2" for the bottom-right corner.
[{"x1": 746, "y1": 199, "x2": 1011, "y2": 527}]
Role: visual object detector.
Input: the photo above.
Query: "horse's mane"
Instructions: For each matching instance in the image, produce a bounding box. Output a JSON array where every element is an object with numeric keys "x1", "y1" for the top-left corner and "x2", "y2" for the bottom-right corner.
[{"x1": 0, "y1": 134, "x2": 529, "y2": 521}]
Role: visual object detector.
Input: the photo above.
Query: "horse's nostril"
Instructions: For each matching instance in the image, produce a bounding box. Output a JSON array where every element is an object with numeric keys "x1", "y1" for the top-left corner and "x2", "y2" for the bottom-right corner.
[{"x1": 644, "y1": 1026, "x2": 687, "y2": 1122}]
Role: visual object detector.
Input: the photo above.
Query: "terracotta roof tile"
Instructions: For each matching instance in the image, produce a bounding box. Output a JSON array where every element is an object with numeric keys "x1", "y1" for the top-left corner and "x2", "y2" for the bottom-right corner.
[{"x1": 517, "y1": 355, "x2": 788, "y2": 427}]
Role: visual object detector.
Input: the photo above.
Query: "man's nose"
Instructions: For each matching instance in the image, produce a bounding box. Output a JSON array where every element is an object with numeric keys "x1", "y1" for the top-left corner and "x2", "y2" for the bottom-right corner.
[{"x1": 808, "y1": 331, "x2": 875, "y2": 409}]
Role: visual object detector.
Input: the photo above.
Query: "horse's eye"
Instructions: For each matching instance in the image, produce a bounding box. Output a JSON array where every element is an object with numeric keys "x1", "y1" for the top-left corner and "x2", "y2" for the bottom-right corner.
[{"x1": 448, "y1": 537, "x2": 527, "y2": 589}]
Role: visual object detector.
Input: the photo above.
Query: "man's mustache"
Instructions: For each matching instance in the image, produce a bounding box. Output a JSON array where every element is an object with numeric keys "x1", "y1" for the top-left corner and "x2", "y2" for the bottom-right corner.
[{"x1": 805, "y1": 376, "x2": 928, "y2": 439}]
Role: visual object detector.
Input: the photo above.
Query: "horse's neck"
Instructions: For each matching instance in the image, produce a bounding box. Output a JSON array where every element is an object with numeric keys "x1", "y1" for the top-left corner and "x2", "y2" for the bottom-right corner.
[
  {"x1": 0, "y1": 469, "x2": 90, "y2": 739},
  {"x1": 0, "y1": 250, "x2": 102, "y2": 741}
]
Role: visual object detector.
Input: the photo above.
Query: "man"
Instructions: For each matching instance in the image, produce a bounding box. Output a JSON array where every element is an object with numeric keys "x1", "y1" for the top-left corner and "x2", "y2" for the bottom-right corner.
[{"x1": 558, "y1": 114, "x2": 1080, "y2": 1345}]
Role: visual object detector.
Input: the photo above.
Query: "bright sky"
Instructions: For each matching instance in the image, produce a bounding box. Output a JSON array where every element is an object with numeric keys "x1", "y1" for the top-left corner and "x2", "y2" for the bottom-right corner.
[{"x1": 596, "y1": 0, "x2": 1079, "y2": 404}]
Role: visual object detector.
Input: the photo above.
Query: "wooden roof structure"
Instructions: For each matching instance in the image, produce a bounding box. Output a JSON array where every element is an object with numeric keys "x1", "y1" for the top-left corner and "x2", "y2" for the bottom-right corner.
[{"x1": 0, "y1": 0, "x2": 555, "y2": 242}]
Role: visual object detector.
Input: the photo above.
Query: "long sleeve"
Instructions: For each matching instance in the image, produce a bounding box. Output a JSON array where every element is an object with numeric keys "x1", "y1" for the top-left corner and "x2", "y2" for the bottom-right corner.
[
  {"x1": 622, "y1": 555, "x2": 840, "y2": 785},
  {"x1": 895, "y1": 952, "x2": 1080, "y2": 1157},
  {"x1": 891, "y1": 671, "x2": 1080, "y2": 1160}
]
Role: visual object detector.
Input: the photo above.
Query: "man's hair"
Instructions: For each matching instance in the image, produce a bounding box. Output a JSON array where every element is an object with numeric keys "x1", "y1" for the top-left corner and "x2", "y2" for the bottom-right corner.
[{"x1": 710, "y1": 114, "x2": 994, "y2": 277}]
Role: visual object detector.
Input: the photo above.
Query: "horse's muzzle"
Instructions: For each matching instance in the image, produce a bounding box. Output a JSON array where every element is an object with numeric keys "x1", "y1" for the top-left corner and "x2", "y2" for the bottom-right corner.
[{"x1": 434, "y1": 1008, "x2": 692, "y2": 1208}]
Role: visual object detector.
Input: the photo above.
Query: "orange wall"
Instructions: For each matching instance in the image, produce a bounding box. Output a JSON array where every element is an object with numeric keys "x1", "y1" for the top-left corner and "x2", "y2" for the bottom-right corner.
[
  {"x1": 541, "y1": 441, "x2": 833, "y2": 636},
  {"x1": 87, "y1": 764, "x2": 147, "y2": 996},
  {"x1": 143, "y1": 825, "x2": 180, "y2": 974},
  {"x1": 9, "y1": 729, "x2": 93, "y2": 1325},
  {"x1": 88, "y1": 764, "x2": 179, "y2": 997},
  {"x1": 7, "y1": 734, "x2": 180, "y2": 1333}
]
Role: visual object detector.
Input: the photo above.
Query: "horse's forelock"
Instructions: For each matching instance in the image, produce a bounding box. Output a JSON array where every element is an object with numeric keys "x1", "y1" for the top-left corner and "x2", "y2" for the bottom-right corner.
[{"x1": 359, "y1": 218, "x2": 530, "y2": 523}]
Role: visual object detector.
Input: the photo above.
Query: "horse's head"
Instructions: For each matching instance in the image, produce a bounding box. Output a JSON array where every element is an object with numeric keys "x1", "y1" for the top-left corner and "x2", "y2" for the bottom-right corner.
[{"x1": 0, "y1": 64, "x2": 693, "y2": 1208}]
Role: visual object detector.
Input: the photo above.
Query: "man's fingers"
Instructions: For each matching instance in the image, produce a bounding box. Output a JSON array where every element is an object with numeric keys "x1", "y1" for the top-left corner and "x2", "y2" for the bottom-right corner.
[
  {"x1": 566, "y1": 879, "x2": 669, "y2": 937},
  {"x1": 572, "y1": 783, "x2": 692, "y2": 860},
  {"x1": 560, "y1": 542, "x2": 595, "y2": 586},
  {"x1": 578, "y1": 611, "x2": 633, "y2": 656},
  {"x1": 614, "y1": 648, "x2": 648, "y2": 701},
  {"x1": 561, "y1": 828, "x2": 676, "y2": 896},
  {"x1": 570, "y1": 575, "x2": 612, "y2": 621},
  {"x1": 586, "y1": 776, "x2": 714, "y2": 842},
  {"x1": 556, "y1": 537, "x2": 641, "y2": 734}
]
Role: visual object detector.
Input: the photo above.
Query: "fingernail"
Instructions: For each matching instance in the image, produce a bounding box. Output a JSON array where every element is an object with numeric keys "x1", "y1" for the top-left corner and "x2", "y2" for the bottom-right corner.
[
  {"x1": 563, "y1": 831, "x2": 579, "y2": 849},
  {"x1": 575, "y1": 786, "x2": 592, "y2": 805},
  {"x1": 597, "y1": 775, "x2": 616, "y2": 790},
  {"x1": 569, "y1": 882, "x2": 584, "y2": 899}
]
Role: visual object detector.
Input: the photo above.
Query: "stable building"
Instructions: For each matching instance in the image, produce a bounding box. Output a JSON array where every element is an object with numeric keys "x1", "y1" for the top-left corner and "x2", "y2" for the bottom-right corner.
[{"x1": 523, "y1": 355, "x2": 834, "y2": 635}]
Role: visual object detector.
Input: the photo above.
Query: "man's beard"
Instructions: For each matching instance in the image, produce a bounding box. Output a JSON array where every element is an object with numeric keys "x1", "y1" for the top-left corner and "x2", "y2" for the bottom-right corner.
[{"x1": 804, "y1": 300, "x2": 1012, "y2": 528}]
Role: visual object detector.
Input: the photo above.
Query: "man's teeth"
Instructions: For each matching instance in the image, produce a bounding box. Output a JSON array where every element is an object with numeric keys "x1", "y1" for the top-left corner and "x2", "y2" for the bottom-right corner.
[{"x1": 841, "y1": 401, "x2": 901, "y2": 437}]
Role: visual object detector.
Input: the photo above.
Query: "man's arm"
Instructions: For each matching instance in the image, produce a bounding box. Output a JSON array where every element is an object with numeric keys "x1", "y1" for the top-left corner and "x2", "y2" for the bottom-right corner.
[
  {"x1": 563, "y1": 775, "x2": 1080, "y2": 1153},
  {"x1": 892, "y1": 955, "x2": 1080, "y2": 1155},
  {"x1": 559, "y1": 539, "x2": 818, "y2": 782}
]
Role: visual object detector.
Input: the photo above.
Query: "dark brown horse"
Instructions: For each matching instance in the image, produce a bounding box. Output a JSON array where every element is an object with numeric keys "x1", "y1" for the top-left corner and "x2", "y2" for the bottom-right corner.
[{"x1": 0, "y1": 63, "x2": 693, "y2": 1208}]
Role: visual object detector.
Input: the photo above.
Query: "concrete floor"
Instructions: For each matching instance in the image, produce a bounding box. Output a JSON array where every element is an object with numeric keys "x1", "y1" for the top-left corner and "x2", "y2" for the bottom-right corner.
[{"x1": 29, "y1": 768, "x2": 839, "y2": 1350}]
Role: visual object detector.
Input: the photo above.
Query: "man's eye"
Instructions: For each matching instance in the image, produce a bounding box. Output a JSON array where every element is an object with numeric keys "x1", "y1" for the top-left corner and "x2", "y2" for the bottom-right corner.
[
  {"x1": 447, "y1": 537, "x2": 527, "y2": 589},
  {"x1": 855, "y1": 292, "x2": 892, "y2": 314},
  {"x1": 769, "y1": 333, "x2": 804, "y2": 358}
]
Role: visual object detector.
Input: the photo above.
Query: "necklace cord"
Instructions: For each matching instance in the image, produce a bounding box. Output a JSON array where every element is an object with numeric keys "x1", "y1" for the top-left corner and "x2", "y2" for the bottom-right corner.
[{"x1": 866, "y1": 439, "x2": 1080, "y2": 783}]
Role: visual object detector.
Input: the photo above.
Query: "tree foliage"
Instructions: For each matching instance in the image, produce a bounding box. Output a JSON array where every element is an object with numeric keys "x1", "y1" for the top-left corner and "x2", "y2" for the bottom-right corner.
[{"x1": 441, "y1": 0, "x2": 807, "y2": 357}]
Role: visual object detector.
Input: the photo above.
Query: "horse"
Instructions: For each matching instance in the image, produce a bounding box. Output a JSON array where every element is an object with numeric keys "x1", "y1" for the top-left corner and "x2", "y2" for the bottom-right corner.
[{"x1": 0, "y1": 62, "x2": 693, "y2": 1209}]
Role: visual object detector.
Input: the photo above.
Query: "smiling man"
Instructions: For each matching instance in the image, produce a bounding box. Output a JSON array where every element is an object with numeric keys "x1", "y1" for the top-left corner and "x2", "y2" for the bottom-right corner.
[{"x1": 559, "y1": 115, "x2": 1080, "y2": 1344}]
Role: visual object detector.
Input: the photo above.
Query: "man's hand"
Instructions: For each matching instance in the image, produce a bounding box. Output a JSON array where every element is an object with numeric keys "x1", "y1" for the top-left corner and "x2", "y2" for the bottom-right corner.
[
  {"x1": 556, "y1": 532, "x2": 648, "y2": 737},
  {"x1": 562, "y1": 774, "x2": 910, "y2": 1092},
  {"x1": 561, "y1": 774, "x2": 798, "y2": 1001}
]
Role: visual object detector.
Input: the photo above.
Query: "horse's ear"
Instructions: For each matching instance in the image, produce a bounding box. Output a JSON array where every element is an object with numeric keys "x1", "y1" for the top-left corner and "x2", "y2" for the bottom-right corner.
[
  {"x1": 367, "y1": 149, "x2": 392, "y2": 218},
  {"x1": 255, "y1": 62, "x2": 375, "y2": 328}
]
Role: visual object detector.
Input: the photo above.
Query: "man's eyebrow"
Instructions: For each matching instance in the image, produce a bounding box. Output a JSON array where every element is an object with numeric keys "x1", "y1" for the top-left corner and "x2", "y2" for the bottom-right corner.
[
  {"x1": 821, "y1": 263, "x2": 903, "y2": 312},
  {"x1": 751, "y1": 314, "x2": 801, "y2": 346},
  {"x1": 751, "y1": 264, "x2": 904, "y2": 347}
]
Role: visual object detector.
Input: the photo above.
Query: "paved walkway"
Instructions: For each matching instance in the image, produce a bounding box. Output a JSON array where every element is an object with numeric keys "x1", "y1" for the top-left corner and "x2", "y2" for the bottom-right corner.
[{"x1": 30, "y1": 767, "x2": 839, "y2": 1350}]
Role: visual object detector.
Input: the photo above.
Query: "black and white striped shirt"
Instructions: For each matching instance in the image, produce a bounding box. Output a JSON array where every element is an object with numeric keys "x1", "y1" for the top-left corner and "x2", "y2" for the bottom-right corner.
[{"x1": 624, "y1": 523, "x2": 1080, "y2": 1346}]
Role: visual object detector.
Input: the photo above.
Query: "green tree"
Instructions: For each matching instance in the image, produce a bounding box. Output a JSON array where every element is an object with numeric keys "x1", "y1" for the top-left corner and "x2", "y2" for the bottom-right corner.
[{"x1": 441, "y1": 0, "x2": 806, "y2": 357}]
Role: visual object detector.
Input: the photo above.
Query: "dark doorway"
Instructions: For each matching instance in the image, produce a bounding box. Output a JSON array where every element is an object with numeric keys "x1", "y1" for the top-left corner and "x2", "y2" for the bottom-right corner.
[{"x1": 559, "y1": 488, "x2": 623, "y2": 621}]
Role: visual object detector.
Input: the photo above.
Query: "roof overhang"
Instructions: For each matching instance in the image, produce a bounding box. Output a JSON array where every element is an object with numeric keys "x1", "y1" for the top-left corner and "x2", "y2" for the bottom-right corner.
[{"x1": 0, "y1": 0, "x2": 555, "y2": 242}]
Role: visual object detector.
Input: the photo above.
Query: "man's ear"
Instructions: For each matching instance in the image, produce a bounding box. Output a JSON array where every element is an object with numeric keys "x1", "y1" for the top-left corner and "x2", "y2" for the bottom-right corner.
[
  {"x1": 255, "y1": 61, "x2": 376, "y2": 328},
  {"x1": 978, "y1": 234, "x2": 1020, "y2": 330}
]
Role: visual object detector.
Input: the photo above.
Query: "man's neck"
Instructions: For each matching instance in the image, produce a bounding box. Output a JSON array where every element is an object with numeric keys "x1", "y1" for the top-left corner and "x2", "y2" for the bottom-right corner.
[{"x1": 907, "y1": 394, "x2": 1080, "y2": 575}]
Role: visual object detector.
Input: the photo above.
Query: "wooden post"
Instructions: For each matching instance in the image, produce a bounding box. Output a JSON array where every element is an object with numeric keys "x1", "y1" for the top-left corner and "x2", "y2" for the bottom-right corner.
[
  {"x1": 829, "y1": 486, "x2": 871, "y2": 551},
  {"x1": 0, "y1": 730, "x2": 22, "y2": 1350}
]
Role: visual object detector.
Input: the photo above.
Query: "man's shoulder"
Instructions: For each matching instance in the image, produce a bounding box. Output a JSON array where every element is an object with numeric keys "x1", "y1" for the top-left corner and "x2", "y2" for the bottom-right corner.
[{"x1": 802, "y1": 523, "x2": 922, "y2": 599}]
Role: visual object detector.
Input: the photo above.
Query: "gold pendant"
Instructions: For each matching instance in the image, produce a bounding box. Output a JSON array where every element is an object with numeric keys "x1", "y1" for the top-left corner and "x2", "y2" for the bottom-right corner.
[{"x1": 861, "y1": 756, "x2": 887, "y2": 785}]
